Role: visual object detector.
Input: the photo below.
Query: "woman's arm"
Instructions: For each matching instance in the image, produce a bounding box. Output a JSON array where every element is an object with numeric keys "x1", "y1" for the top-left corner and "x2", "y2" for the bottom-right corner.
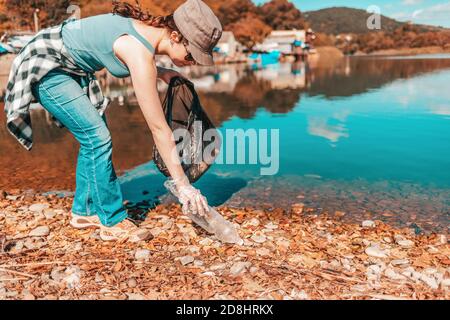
[
  {"x1": 119, "y1": 44, "x2": 187, "y2": 185},
  {"x1": 116, "y1": 40, "x2": 209, "y2": 217}
]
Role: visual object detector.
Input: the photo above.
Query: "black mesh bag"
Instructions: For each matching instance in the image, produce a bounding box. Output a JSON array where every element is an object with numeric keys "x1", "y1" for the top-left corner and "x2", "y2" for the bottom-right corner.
[{"x1": 152, "y1": 76, "x2": 222, "y2": 183}]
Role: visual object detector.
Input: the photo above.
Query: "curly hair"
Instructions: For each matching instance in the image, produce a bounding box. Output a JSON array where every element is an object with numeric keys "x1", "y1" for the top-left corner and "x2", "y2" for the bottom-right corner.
[{"x1": 112, "y1": 0, "x2": 182, "y2": 37}]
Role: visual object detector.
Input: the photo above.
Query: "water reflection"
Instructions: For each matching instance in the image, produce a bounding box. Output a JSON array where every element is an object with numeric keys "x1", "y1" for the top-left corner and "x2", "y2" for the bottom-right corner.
[{"x1": 1, "y1": 54, "x2": 450, "y2": 233}]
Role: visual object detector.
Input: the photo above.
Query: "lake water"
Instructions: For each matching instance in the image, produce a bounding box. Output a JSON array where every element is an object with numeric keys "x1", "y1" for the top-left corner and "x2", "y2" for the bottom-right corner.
[{"x1": 1, "y1": 54, "x2": 449, "y2": 233}]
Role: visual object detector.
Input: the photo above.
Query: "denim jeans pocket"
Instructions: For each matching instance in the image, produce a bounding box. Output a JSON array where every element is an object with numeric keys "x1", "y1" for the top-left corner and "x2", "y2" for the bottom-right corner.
[{"x1": 40, "y1": 70, "x2": 85, "y2": 106}]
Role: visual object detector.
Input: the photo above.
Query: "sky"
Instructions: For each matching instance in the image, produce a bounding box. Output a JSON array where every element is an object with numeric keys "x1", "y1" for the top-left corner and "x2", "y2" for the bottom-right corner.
[{"x1": 253, "y1": 0, "x2": 450, "y2": 28}]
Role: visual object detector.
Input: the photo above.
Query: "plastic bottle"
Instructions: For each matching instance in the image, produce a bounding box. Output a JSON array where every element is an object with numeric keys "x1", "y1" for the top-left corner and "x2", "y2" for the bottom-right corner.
[{"x1": 164, "y1": 180, "x2": 244, "y2": 245}]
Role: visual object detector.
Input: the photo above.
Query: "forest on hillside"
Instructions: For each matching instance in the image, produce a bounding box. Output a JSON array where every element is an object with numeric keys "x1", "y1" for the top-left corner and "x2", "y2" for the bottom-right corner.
[
  {"x1": 1, "y1": 0, "x2": 450, "y2": 53},
  {"x1": 0, "y1": 0, "x2": 305, "y2": 48}
]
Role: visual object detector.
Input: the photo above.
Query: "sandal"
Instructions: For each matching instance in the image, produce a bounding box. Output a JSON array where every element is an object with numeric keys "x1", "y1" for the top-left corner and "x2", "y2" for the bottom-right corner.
[
  {"x1": 70, "y1": 213, "x2": 102, "y2": 230},
  {"x1": 99, "y1": 219, "x2": 153, "y2": 243}
]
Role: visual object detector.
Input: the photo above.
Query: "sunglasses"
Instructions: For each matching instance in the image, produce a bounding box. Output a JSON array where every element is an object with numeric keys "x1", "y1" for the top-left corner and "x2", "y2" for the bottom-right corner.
[{"x1": 182, "y1": 41, "x2": 196, "y2": 64}]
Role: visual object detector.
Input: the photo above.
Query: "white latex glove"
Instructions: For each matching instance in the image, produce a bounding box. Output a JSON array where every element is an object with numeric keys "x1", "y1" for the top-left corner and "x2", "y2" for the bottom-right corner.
[
  {"x1": 177, "y1": 184, "x2": 209, "y2": 218},
  {"x1": 167, "y1": 176, "x2": 209, "y2": 218}
]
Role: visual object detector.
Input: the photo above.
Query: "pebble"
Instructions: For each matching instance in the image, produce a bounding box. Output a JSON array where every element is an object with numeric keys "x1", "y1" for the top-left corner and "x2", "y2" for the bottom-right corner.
[
  {"x1": 29, "y1": 203, "x2": 49, "y2": 213},
  {"x1": 209, "y1": 263, "x2": 227, "y2": 271},
  {"x1": 194, "y1": 260, "x2": 204, "y2": 267},
  {"x1": 251, "y1": 234, "x2": 267, "y2": 244},
  {"x1": 384, "y1": 268, "x2": 406, "y2": 280},
  {"x1": 390, "y1": 259, "x2": 410, "y2": 266},
  {"x1": 149, "y1": 227, "x2": 162, "y2": 238},
  {"x1": 127, "y1": 278, "x2": 137, "y2": 288},
  {"x1": 362, "y1": 220, "x2": 376, "y2": 228},
  {"x1": 256, "y1": 247, "x2": 271, "y2": 256},
  {"x1": 383, "y1": 237, "x2": 392, "y2": 243},
  {"x1": 427, "y1": 245, "x2": 439, "y2": 254},
  {"x1": 264, "y1": 222, "x2": 278, "y2": 230},
  {"x1": 6, "y1": 195, "x2": 18, "y2": 201},
  {"x1": 365, "y1": 246, "x2": 388, "y2": 258},
  {"x1": 198, "y1": 238, "x2": 213, "y2": 246},
  {"x1": 230, "y1": 262, "x2": 251, "y2": 276},
  {"x1": 134, "y1": 249, "x2": 150, "y2": 261},
  {"x1": 396, "y1": 239, "x2": 414, "y2": 248},
  {"x1": 246, "y1": 218, "x2": 260, "y2": 227},
  {"x1": 179, "y1": 255, "x2": 194, "y2": 266},
  {"x1": 43, "y1": 209, "x2": 57, "y2": 219},
  {"x1": 420, "y1": 274, "x2": 439, "y2": 290},
  {"x1": 29, "y1": 226, "x2": 50, "y2": 237}
]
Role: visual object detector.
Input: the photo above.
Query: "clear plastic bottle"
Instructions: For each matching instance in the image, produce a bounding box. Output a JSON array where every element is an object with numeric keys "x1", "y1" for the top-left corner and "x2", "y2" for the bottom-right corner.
[{"x1": 164, "y1": 180, "x2": 244, "y2": 245}]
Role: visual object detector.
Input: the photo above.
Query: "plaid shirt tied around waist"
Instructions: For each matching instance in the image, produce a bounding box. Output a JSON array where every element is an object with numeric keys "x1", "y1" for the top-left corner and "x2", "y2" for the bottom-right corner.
[{"x1": 3, "y1": 18, "x2": 110, "y2": 151}]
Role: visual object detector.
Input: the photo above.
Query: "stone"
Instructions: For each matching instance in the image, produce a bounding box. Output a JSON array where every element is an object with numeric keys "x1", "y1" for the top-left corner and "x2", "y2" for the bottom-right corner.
[
  {"x1": 149, "y1": 227, "x2": 162, "y2": 238},
  {"x1": 256, "y1": 247, "x2": 271, "y2": 256},
  {"x1": 161, "y1": 220, "x2": 173, "y2": 230},
  {"x1": 29, "y1": 226, "x2": 50, "y2": 237},
  {"x1": 420, "y1": 274, "x2": 439, "y2": 290},
  {"x1": 441, "y1": 279, "x2": 450, "y2": 287},
  {"x1": 427, "y1": 245, "x2": 439, "y2": 254},
  {"x1": 209, "y1": 263, "x2": 227, "y2": 271},
  {"x1": 230, "y1": 262, "x2": 251, "y2": 276},
  {"x1": 127, "y1": 278, "x2": 137, "y2": 288},
  {"x1": 245, "y1": 218, "x2": 260, "y2": 227},
  {"x1": 29, "y1": 203, "x2": 49, "y2": 213},
  {"x1": 390, "y1": 259, "x2": 410, "y2": 266},
  {"x1": 251, "y1": 234, "x2": 267, "y2": 244},
  {"x1": 194, "y1": 260, "x2": 204, "y2": 267},
  {"x1": 198, "y1": 238, "x2": 213, "y2": 246},
  {"x1": 384, "y1": 268, "x2": 406, "y2": 280},
  {"x1": 264, "y1": 222, "x2": 278, "y2": 230},
  {"x1": 179, "y1": 255, "x2": 194, "y2": 266},
  {"x1": 43, "y1": 209, "x2": 57, "y2": 219},
  {"x1": 134, "y1": 249, "x2": 150, "y2": 261},
  {"x1": 396, "y1": 239, "x2": 414, "y2": 248},
  {"x1": 362, "y1": 220, "x2": 376, "y2": 228},
  {"x1": 365, "y1": 246, "x2": 388, "y2": 258}
]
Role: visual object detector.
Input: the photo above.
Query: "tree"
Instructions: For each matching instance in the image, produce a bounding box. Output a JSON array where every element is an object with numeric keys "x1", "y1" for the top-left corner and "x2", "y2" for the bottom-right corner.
[
  {"x1": 3, "y1": 0, "x2": 71, "y2": 30},
  {"x1": 226, "y1": 12, "x2": 271, "y2": 49},
  {"x1": 258, "y1": 0, "x2": 306, "y2": 30}
]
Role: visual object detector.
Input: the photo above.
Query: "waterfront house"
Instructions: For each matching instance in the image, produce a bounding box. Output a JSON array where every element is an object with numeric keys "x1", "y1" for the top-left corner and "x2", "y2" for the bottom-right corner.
[{"x1": 254, "y1": 30, "x2": 307, "y2": 54}]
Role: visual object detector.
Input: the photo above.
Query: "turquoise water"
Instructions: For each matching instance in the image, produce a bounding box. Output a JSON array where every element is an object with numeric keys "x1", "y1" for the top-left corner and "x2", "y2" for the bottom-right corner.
[
  {"x1": 118, "y1": 56, "x2": 450, "y2": 233},
  {"x1": 210, "y1": 70, "x2": 450, "y2": 186}
]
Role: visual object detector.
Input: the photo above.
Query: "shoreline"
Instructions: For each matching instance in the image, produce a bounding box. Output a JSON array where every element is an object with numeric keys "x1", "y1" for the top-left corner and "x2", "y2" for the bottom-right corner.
[
  {"x1": 0, "y1": 189, "x2": 448, "y2": 300},
  {"x1": 360, "y1": 46, "x2": 450, "y2": 57}
]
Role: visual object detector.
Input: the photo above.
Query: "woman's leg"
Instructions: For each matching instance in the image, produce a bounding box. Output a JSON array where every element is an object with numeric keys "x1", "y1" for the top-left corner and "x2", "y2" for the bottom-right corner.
[
  {"x1": 31, "y1": 69, "x2": 127, "y2": 227},
  {"x1": 73, "y1": 113, "x2": 109, "y2": 217}
]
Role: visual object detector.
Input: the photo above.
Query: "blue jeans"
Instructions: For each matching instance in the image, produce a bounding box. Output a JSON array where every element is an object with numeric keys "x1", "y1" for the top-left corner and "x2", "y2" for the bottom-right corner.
[{"x1": 31, "y1": 69, "x2": 128, "y2": 227}]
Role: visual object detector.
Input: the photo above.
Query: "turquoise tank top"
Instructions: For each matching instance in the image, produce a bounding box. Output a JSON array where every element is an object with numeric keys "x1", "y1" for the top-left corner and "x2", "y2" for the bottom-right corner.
[{"x1": 61, "y1": 13, "x2": 155, "y2": 78}]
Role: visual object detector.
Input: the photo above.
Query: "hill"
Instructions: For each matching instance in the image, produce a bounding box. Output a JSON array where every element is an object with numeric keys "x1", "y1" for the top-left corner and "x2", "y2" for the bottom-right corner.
[{"x1": 304, "y1": 6, "x2": 444, "y2": 35}]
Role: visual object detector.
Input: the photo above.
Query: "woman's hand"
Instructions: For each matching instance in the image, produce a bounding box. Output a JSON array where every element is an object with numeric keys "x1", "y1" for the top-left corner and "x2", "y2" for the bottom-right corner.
[
  {"x1": 172, "y1": 176, "x2": 209, "y2": 218},
  {"x1": 157, "y1": 67, "x2": 184, "y2": 84}
]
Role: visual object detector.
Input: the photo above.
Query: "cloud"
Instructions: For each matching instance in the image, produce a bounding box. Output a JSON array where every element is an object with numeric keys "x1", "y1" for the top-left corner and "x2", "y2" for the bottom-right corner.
[
  {"x1": 402, "y1": 0, "x2": 423, "y2": 5},
  {"x1": 392, "y1": 2, "x2": 450, "y2": 27}
]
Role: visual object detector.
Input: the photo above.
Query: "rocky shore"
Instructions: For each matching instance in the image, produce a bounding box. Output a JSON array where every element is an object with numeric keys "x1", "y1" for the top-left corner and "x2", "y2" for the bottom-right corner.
[{"x1": 0, "y1": 189, "x2": 448, "y2": 300}]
